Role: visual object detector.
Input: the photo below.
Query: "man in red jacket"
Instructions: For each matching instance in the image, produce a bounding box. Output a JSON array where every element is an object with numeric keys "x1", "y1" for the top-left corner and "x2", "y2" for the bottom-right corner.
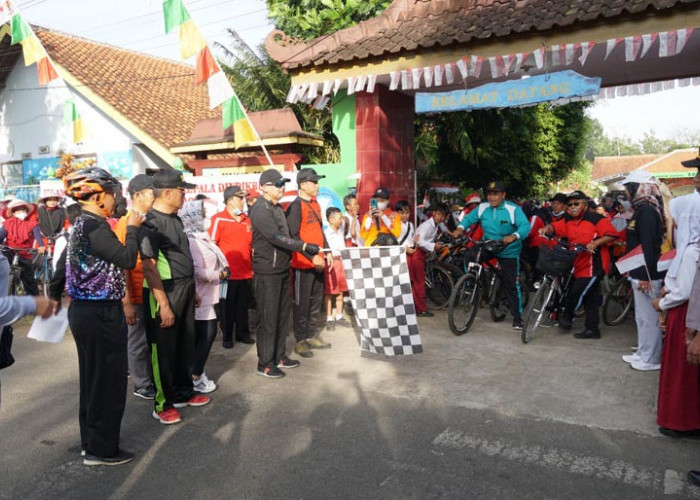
[
  {"x1": 286, "y1": 168, "x2": 330, "y2": 359},
  {"x1": 0, "y1": 199, "x2": 45, "y2": 295},
  {"x1": 209, "y1": 185, "x2": 254, "y2": 348}
]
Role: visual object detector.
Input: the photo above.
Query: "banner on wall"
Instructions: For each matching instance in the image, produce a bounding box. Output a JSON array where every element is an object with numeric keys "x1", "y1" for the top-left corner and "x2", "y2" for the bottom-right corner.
[{"x1": 415, "y1": 70, "x2": 601, "y2": 114}]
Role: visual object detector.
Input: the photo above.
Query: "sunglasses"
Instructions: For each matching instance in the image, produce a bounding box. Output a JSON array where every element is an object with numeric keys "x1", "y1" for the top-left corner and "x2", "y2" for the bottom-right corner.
[
  {"x1": 264, "y1": 181, "x2": 287, "y2": 188},
  {"x1": 568, "y1": 201, "x2": 585, "y2": 207}
]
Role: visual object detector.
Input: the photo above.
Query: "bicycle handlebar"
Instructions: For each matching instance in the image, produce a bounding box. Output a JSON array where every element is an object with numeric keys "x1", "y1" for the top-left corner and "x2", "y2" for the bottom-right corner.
[{"x1": 0, "y1": 245, "x2": 38, "y2": 255}]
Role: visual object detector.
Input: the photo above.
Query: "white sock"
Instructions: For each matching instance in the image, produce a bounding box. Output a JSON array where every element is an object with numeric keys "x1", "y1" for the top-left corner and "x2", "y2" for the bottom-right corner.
[
  {"x1": 335, "y1": 314, "x2": 343, "y2": 321},
  {"x1": 327, "y1": 316, "x2": 334, "y2": 322}
]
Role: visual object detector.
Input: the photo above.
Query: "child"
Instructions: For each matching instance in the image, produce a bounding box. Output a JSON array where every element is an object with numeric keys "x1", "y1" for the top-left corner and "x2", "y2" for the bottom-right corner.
[
  {"x1": 324, "y1": 207, "x2": 350, "y2": 330},
  {"x1": 395, "y1": 200, "x2": 416, "y2": 252}
]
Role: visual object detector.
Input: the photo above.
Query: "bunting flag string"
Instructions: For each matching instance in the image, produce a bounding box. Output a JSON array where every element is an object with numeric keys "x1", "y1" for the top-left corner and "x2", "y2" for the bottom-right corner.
[
  {"x1": 605, "y1": 38, "x2": 622, "y2": 59},
  {"x1": 161, "y1": 0, "x2": 273, "y2": 164},
  {"x1": 640, "y1": 33, "x2": 658, "y2": 59},
  {"x1": 624, "y1": 35, "x2": 642, "y2": 62},
  {"x1": 578, "y1": 42, "x2": 595, "y2": 65}
]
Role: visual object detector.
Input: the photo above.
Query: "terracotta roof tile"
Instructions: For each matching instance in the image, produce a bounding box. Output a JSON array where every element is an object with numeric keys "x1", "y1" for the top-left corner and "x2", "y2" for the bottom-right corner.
[
  {"x1": 266, "y1": 0, "x2": 700, "y2": 71},
  {"x1": 32, "y1": 27, "x2": 219, "y2": 150},
  {"x1": 592, "y1": 154, "x2": 661, "y2": 180}
]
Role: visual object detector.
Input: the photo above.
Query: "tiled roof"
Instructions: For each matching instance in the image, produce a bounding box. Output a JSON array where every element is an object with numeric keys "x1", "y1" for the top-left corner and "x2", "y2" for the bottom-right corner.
[
  {"x1": 592, "y1": 154, "x2": 661, "y2": 180},
  {"x1": 31, "y1": 27, "x2": 219, "y2": 150},
  {"x1": 636, "y1": 148, "x2": 698, "y2": 175},
  {"x1": 266, "y1": 0, "x2": 700, "y2": 70}
]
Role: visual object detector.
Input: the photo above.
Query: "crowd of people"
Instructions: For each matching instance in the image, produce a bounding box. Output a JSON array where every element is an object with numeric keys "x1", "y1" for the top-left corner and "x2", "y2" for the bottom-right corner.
[{"x1": 0, "y1": 160, "x2": 698, "y2": 485}]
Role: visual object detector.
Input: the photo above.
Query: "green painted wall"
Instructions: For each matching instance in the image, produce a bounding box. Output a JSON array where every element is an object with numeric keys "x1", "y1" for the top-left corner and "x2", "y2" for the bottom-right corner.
[{"x1": 301, "y1": 91, "x2": 356, "y2": 203}]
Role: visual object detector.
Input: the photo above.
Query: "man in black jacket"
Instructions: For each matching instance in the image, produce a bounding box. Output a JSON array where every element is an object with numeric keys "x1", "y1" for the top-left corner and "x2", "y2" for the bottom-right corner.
[{"x1": 250, "y1": 169, "x2": 323, "y2": 378}]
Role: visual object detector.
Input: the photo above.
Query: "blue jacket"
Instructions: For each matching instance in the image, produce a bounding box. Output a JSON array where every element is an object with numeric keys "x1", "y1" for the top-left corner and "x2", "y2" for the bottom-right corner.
[{"x1": 459, "y1": 201, "x2": 531, "y2": 259}]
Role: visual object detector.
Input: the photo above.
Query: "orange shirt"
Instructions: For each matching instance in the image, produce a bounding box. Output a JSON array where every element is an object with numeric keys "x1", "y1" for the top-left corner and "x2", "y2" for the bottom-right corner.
[
  {"x1": 114, "y1": 213, "x2": 144, "y2": 304},
  {"x1": 209, "y1": 210, "x2": 253, "y2": 280},
  {"x1": 359, "y1": 210, "x2": 402, "y2": 246}
]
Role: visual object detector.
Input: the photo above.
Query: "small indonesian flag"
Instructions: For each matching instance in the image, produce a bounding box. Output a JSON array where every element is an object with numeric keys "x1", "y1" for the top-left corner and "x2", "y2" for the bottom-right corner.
[
  {"x1": 656, "y1": 249, "x2": 676, "y2": 272},
  {"x1": 615, "y1": 244, "x2": 646, "y2": 274}
]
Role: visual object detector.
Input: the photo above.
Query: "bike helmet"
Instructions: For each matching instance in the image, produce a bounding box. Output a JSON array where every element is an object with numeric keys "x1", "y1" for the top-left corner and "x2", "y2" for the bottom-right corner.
[{"x1": 63, "y1": 167, "x2": 123, "y2": 217}]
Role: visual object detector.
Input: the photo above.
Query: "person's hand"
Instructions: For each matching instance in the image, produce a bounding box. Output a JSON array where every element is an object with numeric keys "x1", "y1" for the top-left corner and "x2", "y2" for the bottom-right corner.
[
  {"x1": 123, "y1": 302, "x2": 138, "y2": 326},
  {"x1": 34, "y1": 296, "x2": 53, "y2": 319},
  {"x1": 658, "y1": 310, "x2": 668, "y2": 331},
  {"x1": 637, "y1": 280, "x2": 652, "y2": 293},
  {"x1": 434, "y1": 242, "x2": 444, "y2": 251},
  {"x1": 219, "y1": 268, "x2": 230, "y2": 280},
  {"x1": 127, "y1": 210, "x2": 146, "y2": 227},
  {"x1": 37, "y1": 246, "x2": 46, "y2": 255},
  {"x1": 651, "y1": 298, "x2": 661, "y2": 312},
  {"x1": 312, "y1": 254, "x2": 325, "y2": 272},
  {"x1": 539, "y1": 225, "x2": 553, "y2": 237},
  {"x1": 586, "y1": 241, "x2": 598, "y2": 253},
  {"x1": 502, "y1": 235, "x2": 517, "y2": 245},
  {"x1": 687, "y1": 334, "x2": 700, "y2": 365},
  {"x1": 159, "y1": 303, "x2": 175, "y2": 328},
  {"x1": 660, "y1": 286, "x2": 669, "y2": 298},
  {"x1": 305, "y1": 243, "x2": 321, "y2": 256},
  {"x1": 195, "y1": 294, "x2": 202, "y2": 308},
  {"x1": 406, "y1": 246, "x2": 415, "y2": 254},
  {"x1": 49, "y1": 299, "x2": 61, "y2": 315},
  {"x1": 325, "y1": 253, "x2": 333, "y2": 267},
  {"x1": 686, "y1": 327, "x2": 697, "y2": 345},
  {"x1": 369, "y1": 208, "x2": 380, "y2": 218}
]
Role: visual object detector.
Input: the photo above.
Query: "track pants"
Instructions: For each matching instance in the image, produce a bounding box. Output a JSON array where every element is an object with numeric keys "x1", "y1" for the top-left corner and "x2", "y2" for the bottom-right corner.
[
  {"x1": 221, "y1": 279, "x2": 252, "y2": 343},
  {"x1": 292, "y1": 268, "x2": 324, "y2": 342},
  {"x1": 69, "y1": 300, "x2": 127, "y2": 458},
  {"x1": 254, "y1": 272, "x2": 291, "y2": 367},
  {"x1": 144, "y1": 279, "x2": 196, "y2": 413},
  {"x1": 127, "y1": 309, "x2": 152, "y2": 390},
  {"x1": 497, "y1": 257, "x2": 522, "y2": 322},
  {"x1": 565, "y1": 276, "x2": 602, "y2": 332}
]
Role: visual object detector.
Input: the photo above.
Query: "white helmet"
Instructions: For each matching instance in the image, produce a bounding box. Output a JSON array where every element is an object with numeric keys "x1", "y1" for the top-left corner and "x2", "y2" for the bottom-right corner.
[{"x1": 621, "y1": 169, "x2": 655, "y2": 185}]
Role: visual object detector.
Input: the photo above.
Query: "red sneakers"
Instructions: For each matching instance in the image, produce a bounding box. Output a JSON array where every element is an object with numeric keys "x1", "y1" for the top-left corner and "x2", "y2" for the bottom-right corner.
[
  {"x1": 173, "y1": 394, "x2": 211, "y2": 408},
  {"x1": 152, "y1": 408, "x2": 182, "y2": 425}
]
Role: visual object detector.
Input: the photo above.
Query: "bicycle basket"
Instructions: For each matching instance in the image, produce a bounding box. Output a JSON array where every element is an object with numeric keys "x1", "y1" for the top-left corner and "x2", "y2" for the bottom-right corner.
[{"x1": 536, "y1": 245, "x2": 577, "y2": 277}]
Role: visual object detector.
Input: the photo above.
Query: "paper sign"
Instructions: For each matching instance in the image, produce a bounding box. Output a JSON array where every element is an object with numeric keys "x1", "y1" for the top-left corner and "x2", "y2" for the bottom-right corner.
[{"x1": 27, "y1": 308, "x2": 68, "y2": 344}]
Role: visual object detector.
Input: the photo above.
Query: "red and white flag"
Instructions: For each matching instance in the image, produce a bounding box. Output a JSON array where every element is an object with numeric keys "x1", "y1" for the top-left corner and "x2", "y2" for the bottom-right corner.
[
  {"x1": 513, "y1": 52, "x2": 529, "y2": 73},
  {"x1": 605, "y1": 38, "x2": 622, "y2": 59},
  {"x1": 640, "y1": 33, "x2": 658, "y2": 58},
  {"x1": 389, "y1": 71, "x2": 401, "y2": 90},
  {"x1": 423, "y1": 66, "x2": 434, "y2": 87},
  {"x1": 615, "y1": 245, "x2": 647, "y2": 274},
  {"x1": 625, "y1": 35, "x2": 642, "y2": 61},
  {"x1": 411, "y1": 68, "x2": 422, "y2": 89},
  {"x1": 434, "y1": 64, "x2": 444, "y2": 86},
  {"x1": 444, "y1": 62, "x2": 455, "y2": 85},
  {"x1": 0, "y1": 0, "x2": 16, "y2": 24},
  {"x1": 470, "y1": 55, "x2": 484, "y2": 78},
  {"x1": 656, "y1": 249, "x2": 676, "y2": 272},
  {"x1": 659, "y1": 28, "x2": 694, "y2": 57},
  {"x1": 533, "y1": 47, "x2": 545, "y2": 69},
  {"x1": 456, "y1": 57, "x2": 469, "y2": 80},
  {"x1": 578, "y1": 42, "x2": 595, "y2": 65}
]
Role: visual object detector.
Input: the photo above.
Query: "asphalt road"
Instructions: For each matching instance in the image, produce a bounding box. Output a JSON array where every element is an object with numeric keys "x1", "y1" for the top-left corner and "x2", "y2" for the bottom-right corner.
[{"x1": 1, "y1": 307, "x2": 699, "y2": 500}]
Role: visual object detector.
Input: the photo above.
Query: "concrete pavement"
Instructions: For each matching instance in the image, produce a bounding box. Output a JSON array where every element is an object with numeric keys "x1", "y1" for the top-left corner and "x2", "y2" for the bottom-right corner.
[{"x1": 1, "y1": 307, "x2": 699, "y2": 499}]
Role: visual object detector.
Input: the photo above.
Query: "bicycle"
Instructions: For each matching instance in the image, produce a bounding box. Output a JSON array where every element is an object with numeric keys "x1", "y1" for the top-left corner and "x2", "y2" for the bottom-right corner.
[
  {"x1": 424, "y1": 252, "x2": 455, "y2": 310},
  {"x1": 1, "y1": 245, "x2": 38, "y2": 296},
  {"x1": 520, "y1": 242, "x2": 588, "y2": 344},
  {"x1": 447, "y1": 239, "x2": 514, "y2": 335},
  {"x1": 601, "y1": 271, "x2": 634, "y2": 326}
]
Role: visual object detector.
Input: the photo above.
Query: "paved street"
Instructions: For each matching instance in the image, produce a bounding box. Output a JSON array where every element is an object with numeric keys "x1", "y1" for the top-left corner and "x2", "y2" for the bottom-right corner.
[{"x1": 1, "y1": 306, "x2": 699, "y2": 500}]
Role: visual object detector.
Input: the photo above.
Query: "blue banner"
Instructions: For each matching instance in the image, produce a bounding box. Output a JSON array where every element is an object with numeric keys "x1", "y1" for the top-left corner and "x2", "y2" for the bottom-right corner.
[{"x1": 415, "y1": 70, "x2": 601, "y2": 114}]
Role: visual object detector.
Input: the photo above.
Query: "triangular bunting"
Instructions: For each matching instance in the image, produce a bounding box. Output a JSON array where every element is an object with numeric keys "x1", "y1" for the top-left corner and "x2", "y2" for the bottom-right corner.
[
  {"x1": 37, "y1": 56, "x2": 58, "y2": 86},
  {"x1": 640, "y1": 33, "x2": 658, "y2": 58},
  {"x1": 10, "y1": 13, "x2": 31, "y2": 44},
  {"x1": 389, "y1": 71, "x2": 400, "y2": 91},
  {"x1": 195, "y1": 46, "x2": 219, "y2": 85},
  {"x1": 179, "y1": 19, "x2": 207, "y2": 60},
  {"x1": 456, "y1": 57, "x2": 468, "y2": 80},
  {"x1": 366, "y1": 75, "x2": 377, "y2": 93},
  {"x1": 433, "y1": 64, "x2": 444, "y2": 86},
  {"x1": 444, "y1": 62, "x2": 454, "y2": 85},
  {"x1": 19, "y1": 35, "x2": 44, "y2": 66},
  {"x1": 605, "y1": 38, "x2": 622, "y2": 59},
  {"x1": 579, "y1": 42, "x2": 595, "y2": 65},
  {"x1": 470, "y1": 56, "x2": 483, "y2": 78},
  {"x1": 163, "y1": 0, "x2": 190, "y2": 34},
  {"x1": 423, "y1": 66, "x2": 434, "y2": 87},
  {"x1": 207, "y1": 70, "x2": 234, "y2": 108},
  {"x1": 222, "y1": 96, "x2": 256, "y2": 145},
  {"x1": 624, "y1": 35, "x2": 642, "y2": 62},
  {"x1": 411, "y1": 68, "x2": 422, "y2": 89},
  {"x1": 533, "y1": 47, "x2": 545, "y2": 69}
]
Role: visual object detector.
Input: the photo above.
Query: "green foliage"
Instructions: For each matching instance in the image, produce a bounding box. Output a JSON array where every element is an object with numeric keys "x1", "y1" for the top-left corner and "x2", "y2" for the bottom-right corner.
[
  {"x1": 416, "y1": 103, "x2": 592, "y2": 198},
  {"x1": 267, "y1": 0, "x2": 392, "y2": 39}
]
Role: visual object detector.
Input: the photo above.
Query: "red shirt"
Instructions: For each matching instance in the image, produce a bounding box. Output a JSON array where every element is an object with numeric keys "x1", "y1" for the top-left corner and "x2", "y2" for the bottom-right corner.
[
  {"x1": 209, "y1": 210, "x2": 253, "y2": 280},
  {"x1": 286, "y1": 197, "x2": 326, "y2": 270},
  {"x1": 552, "y1": 212, "x2": 618, "y2": 278}
]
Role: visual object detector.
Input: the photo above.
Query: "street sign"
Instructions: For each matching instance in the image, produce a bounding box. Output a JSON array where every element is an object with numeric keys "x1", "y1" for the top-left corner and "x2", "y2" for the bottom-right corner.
[{"x1": 415, "y1": 70, "x2": 601, "y2": 114}]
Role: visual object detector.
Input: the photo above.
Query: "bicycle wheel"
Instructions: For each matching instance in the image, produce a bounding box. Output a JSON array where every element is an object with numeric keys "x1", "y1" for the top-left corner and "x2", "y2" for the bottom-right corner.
[
  {"x1": 426, "y1": 264, "x2": 454, "y2": 310},
  {"x1": 522, "y1": 277, "x2": 555, "y2": 344},
  {"x1": 602, "y1": 279, "x2": 634, "y2": 326},
  {"x1": 9, "y1": 271, "x2": 26, "y2": 297},
  {"x1": 448, "y1": 273, "x2": 483, "y2": 335}
]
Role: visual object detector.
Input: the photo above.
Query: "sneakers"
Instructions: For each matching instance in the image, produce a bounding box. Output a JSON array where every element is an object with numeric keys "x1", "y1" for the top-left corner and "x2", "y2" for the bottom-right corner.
[
  {"x1": 193, "y1": 373, "x2": 217, "y2": 394},
  {"x1": 335, "y1": 317, "x2": 352, "y2": 328},
  {"x1": 622, "y1": 353, "x2": 641, "y2": 364},
  {"x1": 152, "y1": 408, "x2": 182, "y2": 425},
  {"x1": 173, "y1": 394, "x2": 211, "y2": 408},
  {"x1": 416, "y1": 311, "x2": 434, "y2": 317},
  {"x1": 133, "y1": 386, "x2": 155, "y2": 400},
  {"x1": 257, "y1": 364, "x2": 285, "y2": 378},
  {"x1": 630, "y1": 359, "x2": 661, "y2": 371},
  {"x1": 573, "y1": 329, "x2": 601, "y2": 339},
  {"x1": 326, "y1": 320, "x2": 335, "y2": 331},
  {"x1": 294, "y1": 340, "x2": 314, "y2": 358},
  {"x1": 83, "y1": 449, "x2": 134, "y2": 466},
  {"x1": 512, "y1": 319, "x2": 523, "y2": 330},
  {"x1": 222, "y1": 339, "x2": 234, "y2": 349},
  {"x1": 277, "y1": 356, "x2": 300, "y2": 369},
  {"x1": 306, "y1": 337, "x2": 331, "y2": 349}
]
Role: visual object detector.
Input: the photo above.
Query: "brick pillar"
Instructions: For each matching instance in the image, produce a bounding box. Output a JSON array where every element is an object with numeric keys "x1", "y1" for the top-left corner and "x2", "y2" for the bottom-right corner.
[{"x1": 355, "y1": 84, "x2": 415, "y2": 212}]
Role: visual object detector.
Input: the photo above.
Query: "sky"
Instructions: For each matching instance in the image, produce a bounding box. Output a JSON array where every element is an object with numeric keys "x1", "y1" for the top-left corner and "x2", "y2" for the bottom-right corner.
[{"x1": 15, "y1": 0, "x2": 700, "y2": 145}]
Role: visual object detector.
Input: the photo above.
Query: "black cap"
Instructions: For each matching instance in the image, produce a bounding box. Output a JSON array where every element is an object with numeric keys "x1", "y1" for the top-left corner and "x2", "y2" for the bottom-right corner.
[
  {"x1": 485, "y1": 181, "x2": 506, "y2": 192},
  {"x1": 297, "y1": 168, "x2": 325, "y2": 183},
  {"x1": 152, "y1": 169, "x2": 196, "y2": 189},
  {"x1": 681, "y1": 147, "x2": 700, "y2": 169},
  {"x1": 549, "y1": 193, "x2": 568, "y2": 204},
  {"x1": 127, "y1": 174, "x2": 154, "y2": 196},
  {"x1": 259, "y1": 169, "x2": 290, "y2": 187},
  {"x1": 223, "y1": 185, "x2": 247, "y2": 202},
  {"x1": 567, "y1": 190, "x2": 588, "y2": 201},
  {"x1": 373, "y1": 187, "x2": 390, "y2": 199}
]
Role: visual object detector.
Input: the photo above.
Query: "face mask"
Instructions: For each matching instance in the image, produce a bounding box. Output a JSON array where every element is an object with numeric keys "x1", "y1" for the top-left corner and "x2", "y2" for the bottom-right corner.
[
  {"x1": 13, "y1": 210, "x2": 27, "y2": 220},
  {"x1": 377, "y1": 201, "x2": 388, "y2": 211},
  {"x1": 232, "y1": 208, "x2": 242, "y2": 216}
]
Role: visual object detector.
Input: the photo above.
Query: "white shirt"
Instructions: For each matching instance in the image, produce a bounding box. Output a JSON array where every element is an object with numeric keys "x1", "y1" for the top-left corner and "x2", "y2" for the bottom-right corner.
[
  {"x1": 660, "y1": 245, "x2": 700, "y2": 310},
  {"x1": 415, "y1": 218, "x2": 440, "y2": 252},
  {"x1": 324, "y1": 226, "x2": 346, "y2": 256},
  {"x1": 398, "y1": 220, "x2": 415, "y2": 247},
  {"x1": 669, "y1": 190, "x2": 700, "y2": 277},
  {"x1": 342, "y1": 213, "x2": 363, "y2": 247}
]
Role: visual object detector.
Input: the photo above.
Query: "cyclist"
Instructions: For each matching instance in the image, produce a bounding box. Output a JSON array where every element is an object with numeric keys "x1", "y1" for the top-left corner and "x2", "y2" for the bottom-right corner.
[
  {"x1": 0, "y1": 199, "x2": 45, "y2": 295},
  {"x1": 37, "y1": 195, "x2": 66, "y2": 242},
  {"x1": 539, "y1": 191, "x2": 618, "y2": 339},
  {"x1": 454, "y1": 181, "x2": 531, "y2": 330}
]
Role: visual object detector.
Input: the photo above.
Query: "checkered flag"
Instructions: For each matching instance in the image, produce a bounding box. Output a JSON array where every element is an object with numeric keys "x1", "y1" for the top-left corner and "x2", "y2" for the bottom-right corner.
[{"x1": 339, "y1": 246, "x2": 423, "y2": 355}]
